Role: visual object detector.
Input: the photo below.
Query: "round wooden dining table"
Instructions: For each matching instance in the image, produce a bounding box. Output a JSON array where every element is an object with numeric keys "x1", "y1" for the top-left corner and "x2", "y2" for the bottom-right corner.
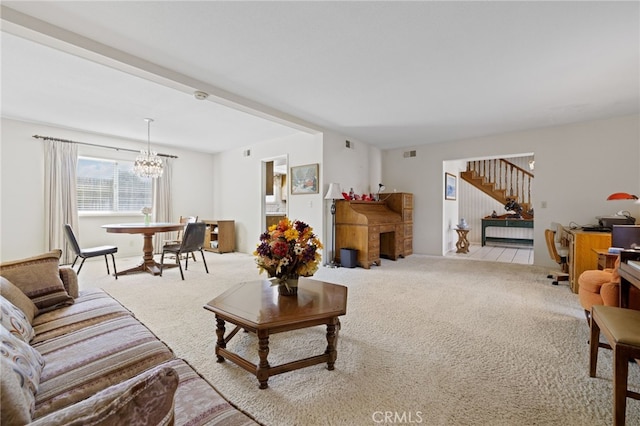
[{"x1": 102, "y1": 222, "x2": 185, "y2": 276}]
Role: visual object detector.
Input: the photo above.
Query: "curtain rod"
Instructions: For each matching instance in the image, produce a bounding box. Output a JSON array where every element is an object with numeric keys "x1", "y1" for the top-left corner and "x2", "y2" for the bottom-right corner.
[{"x1": 32, "y1": 135, "x2": 178, "y2": 159}]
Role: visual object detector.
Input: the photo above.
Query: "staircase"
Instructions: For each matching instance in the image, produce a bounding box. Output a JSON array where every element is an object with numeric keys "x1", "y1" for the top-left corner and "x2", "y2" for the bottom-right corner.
[{"x1": 460, "y1": 159, "x2": 533, "y2": 217}]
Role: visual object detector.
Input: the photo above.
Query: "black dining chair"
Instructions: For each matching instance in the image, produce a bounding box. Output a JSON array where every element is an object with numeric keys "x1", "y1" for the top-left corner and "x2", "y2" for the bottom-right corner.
[
  {"x1": 64, "y1": 224, "x2": 118, "y2": 279},
  {"x1": 160, "y1": 222, "x2": 209, "y2": 280}
]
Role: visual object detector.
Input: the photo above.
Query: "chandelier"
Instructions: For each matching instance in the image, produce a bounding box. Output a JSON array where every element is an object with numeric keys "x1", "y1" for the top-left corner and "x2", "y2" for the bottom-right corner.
[{"x1": 133, "y1": 118, "x2": 163, "y2": 179}]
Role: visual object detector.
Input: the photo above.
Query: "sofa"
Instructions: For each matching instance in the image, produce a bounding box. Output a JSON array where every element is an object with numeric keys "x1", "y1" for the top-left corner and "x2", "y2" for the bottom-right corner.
[{"x1": 0, "y1": 250, "x2": 258, "y2": 425}]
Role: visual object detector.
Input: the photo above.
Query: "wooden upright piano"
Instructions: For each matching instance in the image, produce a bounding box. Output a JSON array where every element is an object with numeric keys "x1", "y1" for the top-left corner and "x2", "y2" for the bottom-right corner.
[{"x1": 335, "y1": 193, "x2": 413, "y2": 269}]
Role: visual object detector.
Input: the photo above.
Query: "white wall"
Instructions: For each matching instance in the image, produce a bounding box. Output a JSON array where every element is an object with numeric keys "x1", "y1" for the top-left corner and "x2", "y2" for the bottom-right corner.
[
  {"x1": 0, "y1": 117, "x2": 378, "y2": 264},
  {"x1": 382, "y1": 114, "x2": 640, "y2": 267},
  {"x1": 443, "y1": 159, "x2": 466, "y2": 253},
  {"x1": 4, "y1": 114, "x2": 638, "y2": 270},
  {"x1": 0, "y1": 118, "x2": 215, "y2": 260},
  {"x1": 211, "y1": 132, "x2": 324, "y2": 255},
  {"x1": 321, "y1": 132, "x2": 381, "y2": 263}
]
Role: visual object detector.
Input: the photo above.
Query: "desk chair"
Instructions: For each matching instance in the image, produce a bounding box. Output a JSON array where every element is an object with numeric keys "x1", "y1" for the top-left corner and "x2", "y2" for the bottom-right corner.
[
  {"x1": 160, "y1": 222, "x2": 209, "y2": 280},
  {"x1": 545, "y1": 225, "x2": 569, "y2": 285},
  {"x1": 589, "y1": 305, "x2": 640, "y2": 426},
  {"x1": 64, "y1": 224, "x2": 118, "y2": 279}
]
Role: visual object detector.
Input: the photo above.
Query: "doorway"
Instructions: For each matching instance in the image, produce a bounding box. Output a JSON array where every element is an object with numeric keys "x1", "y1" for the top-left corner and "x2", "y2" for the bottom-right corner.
[
  {"x1": 444, "y1": 154, "x2": 535, "y2": 262},
  {"x1": 262, "y1": 155, "x2": 288, "y2": 231}
]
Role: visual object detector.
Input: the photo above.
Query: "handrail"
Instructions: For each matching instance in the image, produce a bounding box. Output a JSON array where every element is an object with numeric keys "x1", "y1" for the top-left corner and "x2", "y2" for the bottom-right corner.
[{"x1": 465, "y1": 159, "x2": 533, "y2": 207}]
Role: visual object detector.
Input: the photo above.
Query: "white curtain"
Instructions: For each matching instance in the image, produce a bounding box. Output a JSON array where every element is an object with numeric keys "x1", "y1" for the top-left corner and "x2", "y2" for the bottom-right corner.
[
  {"x1": 44, "y1": 141, "x2": 78, "y2": 264},
  {"x1": 153, "y1": 158, "x2": 173, "y2": 254}
]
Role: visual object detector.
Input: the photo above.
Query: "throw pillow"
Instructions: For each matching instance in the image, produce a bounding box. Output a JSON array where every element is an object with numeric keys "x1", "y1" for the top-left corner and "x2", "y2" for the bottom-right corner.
[
  {"x1": 0, "y1": 326, "x2": 46, "y2": 424},
  {"x1": 0, "y1": 295, "x2": 35, "y2": 342},
  {"x1": 29, "y1": 366, "x2": 179, "y2": 426},
  {"x1": 1, "y1": 360, "x2": 33, "y2": 425},
  {"x1": 0, "y1": 250, "x2": 74, "y2": 312},
  {"x1": 0, "y1": 277, "x2": 39, "y2": 323}
]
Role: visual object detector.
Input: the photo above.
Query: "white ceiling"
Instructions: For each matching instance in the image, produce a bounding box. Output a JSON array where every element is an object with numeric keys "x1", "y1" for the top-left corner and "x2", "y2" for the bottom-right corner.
[{"x1": 1, "y1": 1, "x2": 638, "y2": 154}]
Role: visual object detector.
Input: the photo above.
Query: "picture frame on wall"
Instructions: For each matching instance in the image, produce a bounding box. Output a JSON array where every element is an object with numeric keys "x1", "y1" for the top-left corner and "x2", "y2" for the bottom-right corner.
[
  {"x1": 291, "y1": 163, "x2": 319, "y2": 194},
  {"x1": 445, "y1": 172, "x2": 457, "y2": 200}
]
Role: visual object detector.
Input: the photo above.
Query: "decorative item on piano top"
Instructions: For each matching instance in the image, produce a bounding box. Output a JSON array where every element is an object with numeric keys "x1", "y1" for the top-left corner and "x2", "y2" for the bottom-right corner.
[
  {"x1": 341, "y1": 190, "x2": 376, "y2": 201},
  {"x1": 141, "y1": 207, "x2": 152, "y2": 226},
  {"x1": 254, "y1": 218, "x2": 323, "y2": 296}
]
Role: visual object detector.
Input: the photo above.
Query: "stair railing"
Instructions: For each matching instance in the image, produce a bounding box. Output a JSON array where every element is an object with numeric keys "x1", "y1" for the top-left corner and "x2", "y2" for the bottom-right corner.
[{"x1": 466, "y1": 159, "x2": 533, "y2": 207}]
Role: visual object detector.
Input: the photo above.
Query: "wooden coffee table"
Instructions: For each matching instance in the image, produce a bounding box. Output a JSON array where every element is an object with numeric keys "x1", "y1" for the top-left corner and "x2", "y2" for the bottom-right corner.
[{"x1": 203, "y1": 278, "x2": 348, "y2": 389}]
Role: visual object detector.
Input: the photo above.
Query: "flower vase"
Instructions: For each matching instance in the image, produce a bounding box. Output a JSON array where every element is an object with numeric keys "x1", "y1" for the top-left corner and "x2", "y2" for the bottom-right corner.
[
  {"x1": 278, "y1": 278, "x2": 298, "y2": 296},
  {"x1": 144, "y1": 214, "x2": 151, "y2": 226}
]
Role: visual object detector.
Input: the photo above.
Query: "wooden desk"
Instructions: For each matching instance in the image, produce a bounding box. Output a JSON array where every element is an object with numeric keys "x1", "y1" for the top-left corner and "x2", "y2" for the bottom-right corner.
[
  {"x1": 592, "y1": 248, "x2": 618, "y2": 270},
  {"x1": 103, "y1": 222, "x2": 184, "y2": 276},
  {"x1": 618, "y1": 251, "x2": 640, "y2": 308},
  {"x1": 335, "y1": 200, "x2": 403, "y2": 268},
  {"x1": 204, "y1": 279, "x2": 347, "y2": 389},
  {"x1": 562, "y1": 228, "x2": 611, "y2": 293}
]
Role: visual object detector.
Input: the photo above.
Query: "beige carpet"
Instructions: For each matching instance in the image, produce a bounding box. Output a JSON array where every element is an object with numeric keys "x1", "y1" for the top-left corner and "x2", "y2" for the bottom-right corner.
[{"x1": 82, "y1": 253, "x2": 640, "y2": 425}]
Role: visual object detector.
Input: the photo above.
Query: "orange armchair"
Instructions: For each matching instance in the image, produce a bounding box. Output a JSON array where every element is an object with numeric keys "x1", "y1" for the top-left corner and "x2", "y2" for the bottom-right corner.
[{"x1": 578, "y1": 255, "x2": 640, "y2": 322}]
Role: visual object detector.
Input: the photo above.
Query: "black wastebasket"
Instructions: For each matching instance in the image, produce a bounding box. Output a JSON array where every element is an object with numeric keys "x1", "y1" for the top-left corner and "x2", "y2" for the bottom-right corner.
[{"x1": 340, "y1": 248, "x2": 357, "y2": 268}]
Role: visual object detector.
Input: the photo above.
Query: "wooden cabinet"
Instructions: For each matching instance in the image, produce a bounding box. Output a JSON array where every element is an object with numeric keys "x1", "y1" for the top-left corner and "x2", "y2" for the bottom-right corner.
[
  {"x1": 563, "y1": 228, "x2": 611, "y2": 293},
  {"x1": 203, "y1": 220, "x2": 235, "y2": 253},
  {"x1": 384, "y1": 192, "x2": 413, "y2": 256},
  {"x1": 266, "y1": 215, "x2": 286, "y2": 229}
]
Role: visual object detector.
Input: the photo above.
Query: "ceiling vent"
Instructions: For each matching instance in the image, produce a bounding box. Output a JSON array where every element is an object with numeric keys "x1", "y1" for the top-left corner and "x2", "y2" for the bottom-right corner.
[{"x1": 403, "y1": 150, "x2": 417, "y2": 158}]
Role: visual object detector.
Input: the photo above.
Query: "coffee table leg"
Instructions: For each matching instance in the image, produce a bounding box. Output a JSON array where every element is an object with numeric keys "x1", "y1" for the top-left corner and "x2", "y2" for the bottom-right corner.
[
  {"x1": 325, "y1": 317, "x2": 339, "y2": 370},
  {"x1": 257, "y1": 329, "x2": 270, "y2": 389},
  {"x1": 215, "y1": 317, "x2": 226, "y2": 362}
]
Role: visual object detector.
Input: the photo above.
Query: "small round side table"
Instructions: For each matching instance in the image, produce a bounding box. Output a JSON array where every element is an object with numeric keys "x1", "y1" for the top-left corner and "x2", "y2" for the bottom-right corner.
[{"x1": 455, "y1": 228, "x2": 470, "y2": 254}]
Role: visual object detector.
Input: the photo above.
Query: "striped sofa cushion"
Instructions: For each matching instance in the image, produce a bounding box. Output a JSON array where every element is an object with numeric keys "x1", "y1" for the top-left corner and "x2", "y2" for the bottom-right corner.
[
  {"x1": 31, "y1": 289, "x2": 131, "y2": 344},
  {"x1": 162, "y1": 358, "x2": 258, "y2": 426},
  {"x1": 32, "y1": 315, "x2": 174, "y2": 419},
  {"x1": 29, "y1": 365, "x2": 179, "y2": 426}
]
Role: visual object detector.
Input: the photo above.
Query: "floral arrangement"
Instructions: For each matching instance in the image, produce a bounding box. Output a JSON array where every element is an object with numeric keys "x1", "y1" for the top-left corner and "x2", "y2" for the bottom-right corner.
[
  {"x1": 254, "y1": 218, "x2": 323, "y2": 283},
  {"x1": 141, "y1": 207, "x2": 152, "y2": 225}
]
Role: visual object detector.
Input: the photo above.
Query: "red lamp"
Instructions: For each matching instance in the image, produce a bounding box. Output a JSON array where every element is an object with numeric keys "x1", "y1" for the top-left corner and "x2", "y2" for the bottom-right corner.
[{"x1": 606, "y1": 192, "x2": 638, "y2": 200}]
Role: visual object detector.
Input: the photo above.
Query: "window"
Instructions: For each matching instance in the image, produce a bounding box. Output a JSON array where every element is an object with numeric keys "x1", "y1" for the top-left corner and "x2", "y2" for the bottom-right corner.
[{"x1": 77, "y1": 156, "x2": 152, "y2": 213}]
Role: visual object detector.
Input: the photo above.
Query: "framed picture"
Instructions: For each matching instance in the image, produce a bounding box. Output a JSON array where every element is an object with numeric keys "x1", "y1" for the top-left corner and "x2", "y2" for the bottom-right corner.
[
  {"x1": 445, "y1": 172, "x2": 457, "y2": 200},
  {"x1": 290, "y1": 163, "x2": 319, "y2": 194}
]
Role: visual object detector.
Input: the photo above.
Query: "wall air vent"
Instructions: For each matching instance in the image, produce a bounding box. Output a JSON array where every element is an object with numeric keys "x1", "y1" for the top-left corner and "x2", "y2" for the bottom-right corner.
[{"x1": 403, "y1": 150, "x2": 417, "y2": 158}]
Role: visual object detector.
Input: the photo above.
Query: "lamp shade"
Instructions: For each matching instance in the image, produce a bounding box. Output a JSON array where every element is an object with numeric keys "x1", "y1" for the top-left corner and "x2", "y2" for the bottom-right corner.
[
  {"x1": 606, "y1": 192, "x2": 639, "y2": 200},
  {"x1": 324, "y1": 183, "x2": 343, "y2": 200}
]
